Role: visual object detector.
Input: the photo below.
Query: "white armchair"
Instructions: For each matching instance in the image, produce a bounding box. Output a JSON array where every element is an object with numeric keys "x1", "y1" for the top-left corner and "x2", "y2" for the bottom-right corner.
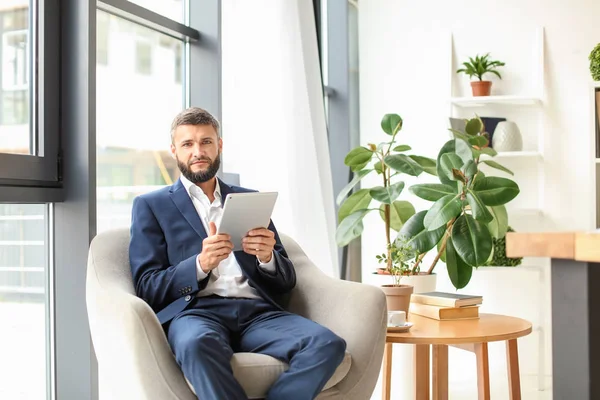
[{"x1": 86, "y1": 228, "x2": 387, "y2": 399}]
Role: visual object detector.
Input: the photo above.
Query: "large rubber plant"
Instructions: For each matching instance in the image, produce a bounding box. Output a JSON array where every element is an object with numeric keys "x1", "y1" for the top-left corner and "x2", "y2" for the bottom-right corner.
[{"x1": 398, "y1": 116, "x2": 520, "y2": 290}]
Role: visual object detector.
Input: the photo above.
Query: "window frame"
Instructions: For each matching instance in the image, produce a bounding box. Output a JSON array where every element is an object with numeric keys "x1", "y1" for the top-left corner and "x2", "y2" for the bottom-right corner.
[{"x1": 0, "y1": 0, "x2": 61, "y2": 189}]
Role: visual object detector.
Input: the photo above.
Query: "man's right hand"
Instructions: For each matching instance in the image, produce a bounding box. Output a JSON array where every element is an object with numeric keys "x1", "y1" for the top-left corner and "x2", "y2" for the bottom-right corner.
[{"x1": 198, "y1": 222, "x2": 233, "y2": 273}]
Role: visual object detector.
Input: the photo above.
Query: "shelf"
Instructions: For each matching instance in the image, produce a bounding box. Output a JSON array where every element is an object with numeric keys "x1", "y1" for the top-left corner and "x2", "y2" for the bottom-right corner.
[
  {"x1": 596, "y1": 158, "x2": 600, "y2": 164},
  {"x1": 481, "y1": 151, "x2": 542, "y2": 159},
  {"x1": 450, "y1": 95, "x2": 542, "y2": 107}
]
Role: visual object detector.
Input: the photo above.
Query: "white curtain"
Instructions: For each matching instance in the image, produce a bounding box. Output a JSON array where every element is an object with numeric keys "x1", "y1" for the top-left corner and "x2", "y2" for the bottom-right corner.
[{"x1": 221, "y1": 0, "x2": 339, "y2": 276}]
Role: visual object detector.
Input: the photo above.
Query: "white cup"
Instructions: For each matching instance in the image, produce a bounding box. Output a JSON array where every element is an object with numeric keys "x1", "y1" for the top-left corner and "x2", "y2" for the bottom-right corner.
[{"x1": 387, "y1": 311, "x2": 406, "y2": 327}]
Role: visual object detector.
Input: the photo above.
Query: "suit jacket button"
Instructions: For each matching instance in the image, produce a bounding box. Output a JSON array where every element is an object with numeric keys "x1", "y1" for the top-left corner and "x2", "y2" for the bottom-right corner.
[{"x1": 185, "y1": 295, "x2": 192, "y2": 301}]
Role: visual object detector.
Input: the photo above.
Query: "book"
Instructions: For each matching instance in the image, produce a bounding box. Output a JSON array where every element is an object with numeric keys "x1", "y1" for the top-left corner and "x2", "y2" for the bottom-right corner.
[
  {"x1": 410, "y1": 302, "x2": 479, "y2": 320},
  {"x1": 410, "y1": 291, "x2": 483, "y2": 308}
]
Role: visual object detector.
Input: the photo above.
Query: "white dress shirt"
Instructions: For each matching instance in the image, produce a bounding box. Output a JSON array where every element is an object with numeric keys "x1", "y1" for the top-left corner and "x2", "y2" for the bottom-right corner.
[{"x1": 180, "y1": 175, "x2": 275, "y2": 299}]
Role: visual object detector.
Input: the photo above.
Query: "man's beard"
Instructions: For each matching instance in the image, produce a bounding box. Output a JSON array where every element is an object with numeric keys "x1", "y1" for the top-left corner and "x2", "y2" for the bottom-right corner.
[{"x1": 177, "y1": 152, "x2": 221, "y2": 184}]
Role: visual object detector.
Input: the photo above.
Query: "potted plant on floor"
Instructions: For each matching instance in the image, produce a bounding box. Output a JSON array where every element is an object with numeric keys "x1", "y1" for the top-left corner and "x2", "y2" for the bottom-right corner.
[
  {"x1": 335, "y1": 113, "x2": 437, "y2": 312},
  {"x1": 457, "y1": 53, "x2": 505, "y2": 97},
  {"x1": 398, "y1": 116, "x2": 521, "y2": 290}
]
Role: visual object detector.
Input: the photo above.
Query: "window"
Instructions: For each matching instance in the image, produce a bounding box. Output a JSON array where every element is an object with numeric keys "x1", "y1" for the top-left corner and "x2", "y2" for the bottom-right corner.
[
  {"x1": 127, "y1": 0, "x2": 184, "y2": 23},
  {"x1": 0, "y1": 7, "x2": 29, "y2": 153},
  {"x1": 0, "y1": 1, "x2": 60, "y2": 184},
  {"x1": 97, "y1": 11, "x2": 109, "y2": 65},
  {"x1": 96, "y1": 12, "x2": 184, "y2": 233},
  {"x1": 135, "y1": 39, "x2": 152, "y2": 75},
  {"x1": 0, "y1": 203, "x2": 50, "y2": 400}
]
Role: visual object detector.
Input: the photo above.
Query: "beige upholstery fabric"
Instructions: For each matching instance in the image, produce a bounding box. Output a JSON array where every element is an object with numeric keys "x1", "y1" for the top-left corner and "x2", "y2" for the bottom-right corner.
[
  {"x1": 185, "y1": 351, "x2": 352, "y2": 399},
  {"x1": 86, "y1": 229, "x2": 387, "y2": 400}
]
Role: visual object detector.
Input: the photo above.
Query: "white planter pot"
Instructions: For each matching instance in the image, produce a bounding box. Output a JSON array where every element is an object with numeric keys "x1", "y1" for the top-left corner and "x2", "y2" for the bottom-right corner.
[{"x1": 399, "y1": 274, "x2": 437, "y2": 293}]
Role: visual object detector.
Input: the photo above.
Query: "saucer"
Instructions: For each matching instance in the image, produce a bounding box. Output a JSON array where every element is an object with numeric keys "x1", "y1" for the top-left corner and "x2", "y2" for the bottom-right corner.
[{"x1": 387, "y1": 322, "x2": 413, "y2": 333}]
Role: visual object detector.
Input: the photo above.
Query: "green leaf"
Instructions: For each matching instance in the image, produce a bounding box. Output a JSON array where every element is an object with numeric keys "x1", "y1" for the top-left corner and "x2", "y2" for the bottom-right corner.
[
  {"x1": 466, "y1": 190, "x2": 493, "y2": 223},
  {"x1": 473, "y1": 176, "x2": 520, "y2": 206},
  {"x1": 335, "y1": 210, "x2": 370, "y2": 247},
  {"x1": 438, "y1": 237, "x2": 447, "y2": 263},
  {"x1": 409, "y1": 183, "x2": 457, "y2": 202},
  {"x1": 423, "y1": 194, "x2": 462, "y2": 231},
  {"x1": 336, "y1": 169, "x2": 373, "y2": 206},
  {"x1": 463, "y1": 160, "x2": 477, "y2": 180},
  {"x1": 465, "y1": 118, "x2": 483, "y2": 136},
  {"x1": 338, "y1": 189, "x2": 372, "y2": 222},
  {"x1": 445, "y1": 237, "x2": 473, "y2": 289},
  {"x1": 480, "y1": 160, "x2": 514, "y2": 176},
  {"x1": 384, "y1": 154, "x2": 424, "y2": 176},
  {"x1": 370, "y1": 182, "x2": 405, "y2": 204},
  {"x1": 437, "y1": 140, "x2": 458, "y2": 188},
  {"x1": 379, "y1": 201, "x2": 416, "y2": 231},
  {"x1": 449, "y1": 128, "x2": 470, "y2": 142},
  {"x1": 409, "y1": 155, "x2": 437, "y2": 176},
  {"x1": 487, "y1": 205, "x2": 508, "y2": 239},
  {"x1": 455, "y1": 138, "x2": 473, "y2": 165},
  {"x1": 393, "y1": 144, "x2": 412, "y2": 152},
  {"x1": 344, "y1": 147, "x2": 373, "y2": 171},
  {"x1": 479, "y1": 147, "x2": 497, "y2": 157},
  {"x1": 451, "y1": 214, "x2": 493, "y2": 266},
  {"x1": 397, "y1": 210, "x2": 446, "y2": 253},
  {"x1": 374, "y1": 161, "x2": 383, "y2": 174},
  {"x1": 440, "y1": 153, "x2": 464, "y2": 182},
  {"x1": 468, "y1": 135, "x2": 489, "y2": 148},
  {"x1": 381, "y1": 114, "x2": 403, "y2": 135}
]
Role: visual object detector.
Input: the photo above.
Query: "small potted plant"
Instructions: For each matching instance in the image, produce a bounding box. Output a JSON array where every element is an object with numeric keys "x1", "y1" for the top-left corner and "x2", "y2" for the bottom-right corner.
[
  {"x1": 457, "y1": 53, "x2": 505, "y2": 97},
  {"x1": 335, "y1": 113, "x2": 437, "y2": 312},
  {"x1": 484, "y1": 227, "x2": 523, "y2": 267}
]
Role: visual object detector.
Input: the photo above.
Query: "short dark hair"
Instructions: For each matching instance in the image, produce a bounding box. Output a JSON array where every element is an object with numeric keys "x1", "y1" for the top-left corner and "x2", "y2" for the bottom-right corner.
[{"x1": 170, "y1": 107, "x2": 221, "y2": 143}]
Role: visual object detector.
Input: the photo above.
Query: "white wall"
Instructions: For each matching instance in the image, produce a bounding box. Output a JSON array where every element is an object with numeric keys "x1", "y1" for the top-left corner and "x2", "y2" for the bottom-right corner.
[
  {"x1": 360, "y1": 0, "x2": 600, "y2": 398},
  {"x1": 221, "y1": 0, "x2": 339, "y2": 276}
]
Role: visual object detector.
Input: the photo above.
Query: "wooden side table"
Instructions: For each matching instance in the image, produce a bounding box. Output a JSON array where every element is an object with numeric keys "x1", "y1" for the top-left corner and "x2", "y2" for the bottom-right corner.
[{"x1": 382, "y1": 313, "x2": 532, "y2": 400}]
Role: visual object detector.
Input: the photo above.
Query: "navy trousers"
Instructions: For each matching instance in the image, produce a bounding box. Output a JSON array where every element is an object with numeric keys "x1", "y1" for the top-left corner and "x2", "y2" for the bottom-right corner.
[{"x1": 166, "y1": 295, "x2": 347, "y2": 400}]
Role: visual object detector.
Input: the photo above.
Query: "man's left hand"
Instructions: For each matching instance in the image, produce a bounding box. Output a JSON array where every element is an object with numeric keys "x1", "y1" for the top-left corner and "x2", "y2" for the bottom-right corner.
[{"x1": 243, "y1": 228, "x2": 275, "y2": 263}]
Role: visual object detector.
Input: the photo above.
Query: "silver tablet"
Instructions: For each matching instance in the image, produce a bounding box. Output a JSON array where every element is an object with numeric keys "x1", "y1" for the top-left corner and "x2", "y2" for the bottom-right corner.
[{"x1": 216, "y1": 191, "x2": 278, "y2": 251}]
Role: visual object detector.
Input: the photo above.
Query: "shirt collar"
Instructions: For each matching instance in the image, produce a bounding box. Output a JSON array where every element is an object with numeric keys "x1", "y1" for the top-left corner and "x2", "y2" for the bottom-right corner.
[{"x1": 179, "y1": 175, "x2": 221, "y2": 204}]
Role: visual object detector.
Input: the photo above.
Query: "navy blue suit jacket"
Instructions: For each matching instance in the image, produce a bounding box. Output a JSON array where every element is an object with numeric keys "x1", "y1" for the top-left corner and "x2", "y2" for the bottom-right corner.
[{"x1": 129, "y1": 177, "x2": 297, "y2": 325}]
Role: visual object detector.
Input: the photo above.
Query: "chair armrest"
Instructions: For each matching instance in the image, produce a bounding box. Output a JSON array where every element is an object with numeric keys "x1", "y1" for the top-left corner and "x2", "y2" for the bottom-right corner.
[
  {"x1": 87, "y1": 262, "x2": 196, "y2": 399},
  {"x1": 288, "y1": 264, "x2": 387, "y2": 399}
]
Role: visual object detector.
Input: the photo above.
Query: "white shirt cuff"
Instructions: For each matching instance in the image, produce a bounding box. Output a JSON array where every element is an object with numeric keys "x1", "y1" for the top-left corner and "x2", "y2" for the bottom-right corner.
[
  {"x1": 257, "y1": 251, "x2": 276, "y2": 272},
  {"x1": 196, "y1": 254, "x2": 209, "y2": 281}
]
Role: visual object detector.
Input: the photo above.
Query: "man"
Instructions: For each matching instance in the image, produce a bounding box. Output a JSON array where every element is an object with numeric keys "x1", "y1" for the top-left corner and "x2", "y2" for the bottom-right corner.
[{"x1": 129, "y1": 107, "x2": 346, "y2": 400}]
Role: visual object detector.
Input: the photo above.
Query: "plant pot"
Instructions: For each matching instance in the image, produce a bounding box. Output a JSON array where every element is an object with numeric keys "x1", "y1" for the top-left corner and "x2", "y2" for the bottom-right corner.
[
  {"x1": 400, "y1": 273, "x2": 437, "y2": 294},
  {"x1": 380, "y1": 284, "x2": 413, "y2": 314},
  {"x1": 471, "y1": 80, "x2": 492, "y2": 96}
]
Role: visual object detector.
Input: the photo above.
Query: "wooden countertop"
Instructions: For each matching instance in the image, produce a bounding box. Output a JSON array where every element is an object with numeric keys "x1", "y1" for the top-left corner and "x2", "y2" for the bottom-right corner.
[{"x1": 506, "y1": 232, "x2": 600, "y2": 262}]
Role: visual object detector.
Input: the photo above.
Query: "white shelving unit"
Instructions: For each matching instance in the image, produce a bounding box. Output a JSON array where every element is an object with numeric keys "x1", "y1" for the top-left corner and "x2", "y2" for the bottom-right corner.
[
  {"x1": 447, "y1": 26, "x2": 548, "y2": 392},
  {"x1": 481, "y1": 150, "x2": 542, "y2": 160},
  {"x1": 448, "y1": 26, "x2": 546, "y2": 215},
  {"x1": 450, "y1": 95, "x2": 542, "y2": 107}
]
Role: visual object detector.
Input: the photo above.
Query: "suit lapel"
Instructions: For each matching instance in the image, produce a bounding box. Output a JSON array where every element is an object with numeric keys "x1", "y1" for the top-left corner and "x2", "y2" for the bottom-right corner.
[
  {"x1": 170, "y1": 179, "x2": 208, "y2": 240},
  {"x1": 218, "y1": 177, "x2": 234, "y2": 206}
]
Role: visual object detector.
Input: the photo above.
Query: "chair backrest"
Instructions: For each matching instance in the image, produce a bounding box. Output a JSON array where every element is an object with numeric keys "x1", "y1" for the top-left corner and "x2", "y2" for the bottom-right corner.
[{"x1": 86, "y1": 228, "x2": 324, "y2": 299}]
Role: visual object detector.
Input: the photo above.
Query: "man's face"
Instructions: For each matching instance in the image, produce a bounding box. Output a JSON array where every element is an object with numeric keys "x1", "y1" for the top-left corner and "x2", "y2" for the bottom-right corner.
[{"x1": 170, "y1": 124, "x2": 222, "y2": 184}]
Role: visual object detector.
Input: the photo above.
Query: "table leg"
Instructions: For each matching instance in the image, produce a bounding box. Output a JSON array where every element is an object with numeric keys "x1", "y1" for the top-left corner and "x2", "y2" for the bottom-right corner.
[
  {"x1": 432, "y1": 344, "x2": 449, "y2": 400},
  {"x1": 382, "y1": 343, "x2": 392, "y2": 400},
  {"x1": 506, "y1": 339, "x2": 522, "y2": 400},
  {"x1": 415, "y1": 344, "x2": 430, "y2": 400},
  {"x1": 475, "y1": 342, "x2": 490, "y2": 400}
]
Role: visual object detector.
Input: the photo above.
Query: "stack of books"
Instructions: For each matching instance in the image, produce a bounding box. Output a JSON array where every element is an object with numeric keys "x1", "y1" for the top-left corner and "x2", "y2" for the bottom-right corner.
[{"x1": 409, "y1": 291, "x2": 483, "y2": 321}]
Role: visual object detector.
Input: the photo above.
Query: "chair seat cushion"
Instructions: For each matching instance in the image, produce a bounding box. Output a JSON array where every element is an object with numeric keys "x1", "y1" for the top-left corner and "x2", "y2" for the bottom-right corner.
[{"x1": 185, "y1": 351, "x2": 352, "y2": 399}]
